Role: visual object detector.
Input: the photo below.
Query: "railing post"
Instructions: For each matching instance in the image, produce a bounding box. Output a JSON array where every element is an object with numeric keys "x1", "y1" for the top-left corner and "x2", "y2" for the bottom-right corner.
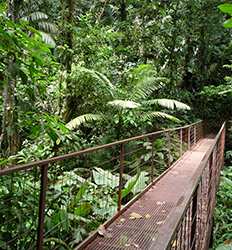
[
  {"x1": 221, "y1": 125, "x2": 226, "y2": 169},
  {"x1": 118, "y1": 143, "x2": 125, "y2": 212},
  {"x1": 37, "y1": 164, "x2": 48, "y2": 250},
  {"x1": 167, "y1": 132, "x2": 171, "y2": 167},
  {"x1": 151, "y1": 138, "x2": 154, "y2": 182},
  {"x1": 180, "y1": 129, "x2": 183, "y2": 156},
  {"x1": 188, "y1": 126, "x2": 191, "y2": 150},
  {"x1": 190, "y1": 187, "x2": 198, "y2": 250},
  {"x1": 194, "y1": 125, "x2": 197, "y2": 144}
]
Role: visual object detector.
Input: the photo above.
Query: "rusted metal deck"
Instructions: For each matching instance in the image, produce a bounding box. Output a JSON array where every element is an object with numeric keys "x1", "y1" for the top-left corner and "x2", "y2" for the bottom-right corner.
[{"x1": 78, "y1": 138, "x2": 219, "y2": 250}]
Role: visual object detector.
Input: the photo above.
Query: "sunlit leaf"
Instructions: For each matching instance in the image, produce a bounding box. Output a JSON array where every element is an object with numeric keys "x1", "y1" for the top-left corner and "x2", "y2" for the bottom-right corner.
[
  {"x1": 66, "y1": 114, "x2": 102, "y2": 130},
  {"x1": 108, "y1": 100, "x2": 141, "y2": 109}
]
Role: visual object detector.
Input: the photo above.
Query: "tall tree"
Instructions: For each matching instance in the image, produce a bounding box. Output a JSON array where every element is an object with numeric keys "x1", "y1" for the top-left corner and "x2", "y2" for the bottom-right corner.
[
  {"x1": 0, "y1": 0, "x2": 21, "y2": 155},
  {"x1": 63, "y1": 0, "x2": 76, "y2": 122}
]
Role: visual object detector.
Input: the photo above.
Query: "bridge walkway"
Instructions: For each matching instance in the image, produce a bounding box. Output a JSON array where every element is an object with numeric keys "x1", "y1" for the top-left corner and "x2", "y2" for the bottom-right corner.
[{"x1": 78, "y1": 138, "x2": 218, "y2": 250}]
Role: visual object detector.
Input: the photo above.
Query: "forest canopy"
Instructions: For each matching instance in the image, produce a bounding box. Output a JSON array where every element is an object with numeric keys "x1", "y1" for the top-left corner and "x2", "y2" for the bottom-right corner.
[
  {"x1": 0, "y1": 0, "x2": 232, "y2": 249},
  {"x1": 1, "y1": 0, "x2": 232, "y2": 162}
]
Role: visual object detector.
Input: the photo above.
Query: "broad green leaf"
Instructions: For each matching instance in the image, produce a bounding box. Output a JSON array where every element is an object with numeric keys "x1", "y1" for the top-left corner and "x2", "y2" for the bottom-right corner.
[
  {"x1": 145, "y1": 99, "x2": 190, "y2": 110},
  {"x1": 66, "y1": 114, "x2": 102, "y2": 130},
  {"x1": 143, "y1": 111, "x2": 181, "y2": 123},
  {"x1": 93, "y1": 167, "x2": 119, "y2": 188},
  {"x1": 122, "y1": 173, "x2": 140, "y2": 198},
  {"x1": 123, "y1": 171, "x2": 149, "y2": 196},
  {"x1": 216, "y1": 244, "x2": 232, "y2": 250},
  {"x1": 108, "y1": 100, "x2": 141, "y2": 109},
  {"x1": 224, "y1": 18, "x2": 232, "y2": 28},
  {"x1": 218, "y1": 4, "x2": 232, "y2": 15},
  {"x1": 74, "y1": 203, "x2": 92, "y2": 217},
  {"x1": 75, "y1": 182, "x2": 89, "y2": 204}
]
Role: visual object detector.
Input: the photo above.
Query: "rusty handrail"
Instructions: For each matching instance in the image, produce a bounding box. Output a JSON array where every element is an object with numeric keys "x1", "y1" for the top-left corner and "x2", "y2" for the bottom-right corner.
[
  {"x1": 0, "y1": 120, "x2": 203, "y2": 250},
  {"x1": 0, "y1": 120, "x2": 202, "y2": 176}
]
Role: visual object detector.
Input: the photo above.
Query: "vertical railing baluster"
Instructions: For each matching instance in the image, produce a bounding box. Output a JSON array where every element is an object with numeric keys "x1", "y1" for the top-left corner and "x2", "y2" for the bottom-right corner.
[
  {"x1": 118, "y1": 143, "x2": 125, "y2": 212},
  {"x1": 194, "y1": 125, "x2": 197, "y2": 145},
  {"x1": 151, "y1": 137, "x2": 154, "y2": 183},
  {"x1": 180, "y1": 128, "x2": 183, "y2": 157},
  {"x1": 167, "y1": 132, "x2": 171, "y2": 167},
  {"x1": 37, "y1": 164, "x2": 48, "y2": 250},
  {"x1": 190, "y1": 187, "x2": 198, "y2": 250},
  {"x1": 188, "y1": 126, "x2": 191, "y2": 150}
]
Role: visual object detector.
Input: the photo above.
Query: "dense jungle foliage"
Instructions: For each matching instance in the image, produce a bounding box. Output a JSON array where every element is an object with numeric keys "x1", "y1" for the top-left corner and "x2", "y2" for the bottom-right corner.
[{"x1": 0, "y1": 0, "x2": 232, "y2": 249}]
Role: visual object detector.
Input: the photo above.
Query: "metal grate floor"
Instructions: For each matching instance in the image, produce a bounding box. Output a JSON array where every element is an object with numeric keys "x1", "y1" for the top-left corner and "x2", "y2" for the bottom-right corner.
[{"x1": 78, "y1": 139, "x2": 215, "y2": 250}]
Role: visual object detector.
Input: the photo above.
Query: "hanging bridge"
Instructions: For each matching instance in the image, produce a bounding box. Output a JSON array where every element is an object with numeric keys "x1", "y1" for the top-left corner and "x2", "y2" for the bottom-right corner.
[{"x1": 0, "y1": 121, "x2": 225, "y2": 250}]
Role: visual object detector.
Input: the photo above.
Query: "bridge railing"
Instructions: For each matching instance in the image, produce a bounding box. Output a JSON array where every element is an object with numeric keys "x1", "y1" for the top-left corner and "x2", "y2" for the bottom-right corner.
[
  {"x1": 0, "y1": 121, "x2": 203, "y2": 250},
  {"x1": 150, "y1": 122, "x2": 226, "y2": 250}
]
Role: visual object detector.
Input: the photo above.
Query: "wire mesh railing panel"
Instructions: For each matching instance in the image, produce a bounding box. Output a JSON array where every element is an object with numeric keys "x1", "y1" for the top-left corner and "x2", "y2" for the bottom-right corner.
[
  {"x1": 43, "y1": 146, "x2": 120, "y2": 249},
  {"x1": 0, "y1": 121, "x2": 205, "y2": 249},
  {"x1": 0, "y1": 169, "x2": 40, "y2": 250}
]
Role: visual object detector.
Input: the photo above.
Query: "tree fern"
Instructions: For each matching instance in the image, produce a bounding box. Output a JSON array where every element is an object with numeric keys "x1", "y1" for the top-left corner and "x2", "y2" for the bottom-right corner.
[
  {"x1": 24, "y1": 11, "x2": 48, "y2": 21},
  {"x1": 144, "y1": 99, "x2": 191, "y2": 110},
  {"x1": 70, "y1": 66, "x2": 115, "y2": 95},
  {"x1": 131, "y1": 77, "x2": 168, "y2": 101},
  {"x1": 108, "y1": 100, "x2": 141, "y2": 109},
  {"x1": 66, "y1": 114, "x2": 103, "y2": 130},
  {"x1": 142, "y1": 112, "x2": 181, "y2": 123},
  {"x1": 37, "y1": 21, "x2": 58, "y2": 34},
  {"x1": 39, "y1": 31, "x2": 56, "y2": 47}
]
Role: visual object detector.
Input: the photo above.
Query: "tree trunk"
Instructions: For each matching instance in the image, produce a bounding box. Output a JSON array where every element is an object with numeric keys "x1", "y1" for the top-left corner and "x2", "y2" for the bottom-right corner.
[
  {"x1": 0, "y1": 0, "x2": 20, "y2": 156},
  {"x1": 0, "y1": 75, "x2": 18, "y2": 155},
  {"x1": 119, "y1": 0, "x2": 127, "y2": 21},
  {"x1": 64, "y1": 0, "x2": 75, "y2": 122}
]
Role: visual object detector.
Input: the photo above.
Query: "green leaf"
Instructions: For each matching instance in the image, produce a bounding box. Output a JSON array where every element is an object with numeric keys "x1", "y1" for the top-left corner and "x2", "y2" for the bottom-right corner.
[
  {"x1": 93, "y1": 167, "x2": 119, "y2": 188},
  {"x1": 145, "y1": 99, "x2": 190, "y2": 110},
  {"x1": 44, "y1": 237, "x2": 71, "y2": 250},
  {"x1": 122, "y1": 173, "x2": 140, "y2": 198},
  {"x1": 74, "y1": 203, "x2": 92, "y2": 217},
  {"x1": 108, "y1": 100, "x2": 141, "y2": 109},
  {"x1": 75, "y1": 182, "x2": 89, "y2": 204},
  {"x1": 143, "y1": 112, "x2": 181, "y2": 123},
  {"x1": 123, "y1": 171, "x2": 149, "y2": 196},
  {"x1": 224, "y1": 18, "x2": 232, "y2": 28},
  {"x1": 216, "y1": 244, "x2": 232, "y2": 250},
  {"x1": 66, "y1": 114, "x2": 102, "y2": 130},
  {"x1": 218, "y1": 4, "x2": 232, "y2": 15}
]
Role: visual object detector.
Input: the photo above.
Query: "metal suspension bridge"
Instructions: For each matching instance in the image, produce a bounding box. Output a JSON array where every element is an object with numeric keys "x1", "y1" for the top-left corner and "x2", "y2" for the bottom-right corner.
[{"x1": 0, "y1": 121, "x2": 226, "y2": 250}]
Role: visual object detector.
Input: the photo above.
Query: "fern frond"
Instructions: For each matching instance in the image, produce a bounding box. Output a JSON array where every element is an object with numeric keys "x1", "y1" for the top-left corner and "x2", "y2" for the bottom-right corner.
[
  {"x1": 108, "y1": 100, "x2": 141, "y2": 109},
  {"x1": 38, "y1": 21, "x2": 58, "y2": 34},
  {"x1": 66, "y1": 114, "x2": 102, "y2": 130},
  {"x1": 142, "y1": 112, "x2": 181, "y2": 123},
  {"x1": 144, "y1": 99, "x2": 190, "y2": 110},
  {"x1": 132, "y1": 77, "x2": 168, "y2": 100},
  {"x1": 71, "y1": 66, "x2": 115, "y2": 95},
  {"x1": 95, "y1": 71, "x2": 114, "y2": 90},
  {"x1": 39, "y1": 31, "x2": 56, "y2": 47},
  {"x1": 28, "y1": 11, "x2": 49, "y2": 21}
]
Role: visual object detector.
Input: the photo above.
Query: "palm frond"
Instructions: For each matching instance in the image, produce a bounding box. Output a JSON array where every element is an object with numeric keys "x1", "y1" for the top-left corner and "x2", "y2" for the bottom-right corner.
[
  {"x1": 28, "y1": 11, "x2": 49, "y2": 21},
  {"x1": 39, "y1": 31, "x2": 56, "y2": 47},
  {"x1": 142, "y1": 111, "x2": 181, "y2": 123},
  {"x1": 38, "y1": 21, "x2": 58, "y2": 34},
  {"x1": 95, "y1": 71, "x2": 115, "y2": 90},
  {"x1": 144, "y1": 99, "x2": 190, "y2": 110},
  {"x1": 132, "y1": 77, "x2": 168, "y2": 100},
  {"x1": 66, "y1": 114, "x2": 102, "y2": 130},
  {"x1": 71, "y1": 66, "x2": 115, "y2": 95},
  {"x1": 108, "y1": 100, "x2": 141, "y2": 109}
]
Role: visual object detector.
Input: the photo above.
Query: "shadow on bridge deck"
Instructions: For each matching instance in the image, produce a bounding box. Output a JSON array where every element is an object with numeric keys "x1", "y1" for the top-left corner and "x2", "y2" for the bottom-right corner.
[{"x1": 77, "y1": 137, "x2": 222, "y2": 250}]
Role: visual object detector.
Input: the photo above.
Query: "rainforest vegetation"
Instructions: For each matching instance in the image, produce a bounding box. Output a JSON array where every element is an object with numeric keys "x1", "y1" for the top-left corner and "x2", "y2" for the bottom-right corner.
[{"x1": 0, "y1": 0, "x2": 232, "y2": 249}]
